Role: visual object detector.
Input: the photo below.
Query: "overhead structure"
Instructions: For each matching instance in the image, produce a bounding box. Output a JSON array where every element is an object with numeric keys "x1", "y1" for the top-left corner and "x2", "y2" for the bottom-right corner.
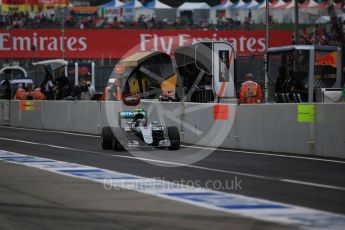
[
  {"x1": 178, "y1": 2, "x2": 210, "y2": 10},
  {"x1": 271, "y1": 0, "x2": 289, "y2": 23},
  {"x1": 230, "y1": 0, "x2": 247, "y2": 9},
  {"x1": 245, "y1": 0, "x2": 260, "y2": 9},
  {"x1": 299, "y1": 0, "x2": 323, "y2": 24},
  {"x1": 98, "y1": 0, "x2": 125, "y2": 9},
  {"x1": 209, "y1": 0, "x2": 234, "y2": 23},
  {"x1": 315, "y1": 15, "x2": 330, "y2": 24},
  {"x1": 135, "y1": 0, "x2": 176, "y2": 22},
  {"x1": 97, "y1": 0, "x2": 125, "y2": 18},
  {"x1": 255, "y1": 0, "x2": 272, "y2": 24},
  {"x1": 284, "y1": 0, "x2": 297, "y2": 9},
  {"x1": 244, "y1": 0, "x2": 263, "y2": 24},
  {"x1": 272, "y1": 0, "x2": 286, "y2": 8},
  {"x1": 228, "y1": 0, "x2": 248, "y2": 22},
  {"x1": 269, "y1": 0, "x2": 338, "y2": 24},
  {"x1": 334, "y1": 1, "x2": 344, "y2": 15},
  {"x1": 123, "y1": 0, "x2": 143, "y2": 8},
  {"x1": 178, "y1": 2, "x2": 210, "y2": 23},
  {"x1": 145, "y1": 0, "x2": 171, "y2": 9},
  {"x1": 122, "y1": 0, "x2": 143, "y2": 21},
  {"x1": 255, "y1": 0, "x2": 273, "y2": 23},
  {"x1": 279, "y1": 0, "x2": 300, "y2": 23},
  {"x1": 212, "y1": 0, "x2": 234, "y2": 10},
  {"x1": 257, "y1": 0, "x2": 272, "y2": 10},
  {"x1": 0, "y1": 66, "x2": 28, "y2": 79},
  {"x1": 300, "y1": 0, "x2": 319, "y2": 8}
]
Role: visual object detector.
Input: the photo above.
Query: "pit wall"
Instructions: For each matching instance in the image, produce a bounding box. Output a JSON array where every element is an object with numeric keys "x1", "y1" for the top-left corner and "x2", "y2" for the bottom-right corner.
[{"x1": 0, "y1": 100, "x2": 344, "y2": 159}]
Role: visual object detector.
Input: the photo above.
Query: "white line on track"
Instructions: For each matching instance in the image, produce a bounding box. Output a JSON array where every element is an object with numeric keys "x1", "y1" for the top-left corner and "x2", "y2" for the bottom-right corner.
[
  {"x1": 0, "y1": 136, "x2": 345, "y2": 192},
  {"x1": 181, "y1": 144, "x2": 345, "y2": 164},
  {"x1": 1, "y1": 125, "x2": 345, "y2": 164},
  {"x1": 0, "y1": 126, "x2": 98, "y2": 137}
]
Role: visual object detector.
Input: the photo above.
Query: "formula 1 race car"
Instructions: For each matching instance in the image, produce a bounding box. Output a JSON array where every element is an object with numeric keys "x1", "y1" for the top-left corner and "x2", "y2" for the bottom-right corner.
[{"x1": 101, "y1": 108, "x2": 180, "y2": 151}]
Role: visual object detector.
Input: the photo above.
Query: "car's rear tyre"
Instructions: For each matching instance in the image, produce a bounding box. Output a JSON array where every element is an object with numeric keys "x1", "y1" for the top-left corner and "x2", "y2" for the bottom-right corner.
[
  {"x1": 113, "y1": 127, "x2": 125, "y2": 151},
  {"x1": 101, "y1": 126, "x2": 114, "y2": 150},
  {"x1": 168, "y1": 126, "x2": 180, "y2": 150}
]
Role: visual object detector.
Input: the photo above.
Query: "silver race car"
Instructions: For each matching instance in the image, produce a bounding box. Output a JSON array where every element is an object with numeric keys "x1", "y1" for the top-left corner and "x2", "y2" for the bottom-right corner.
[{"x1": 101, "y1": 108, "x2": 180, "y2": 151}]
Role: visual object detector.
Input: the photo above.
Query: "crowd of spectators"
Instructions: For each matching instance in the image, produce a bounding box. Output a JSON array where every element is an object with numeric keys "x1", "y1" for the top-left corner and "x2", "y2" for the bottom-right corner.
[
  {"x1": 295, "y1": 17, "x2": 345, "y2": 46},
  {"x1": 3, "y1": 8, "x2": 344, "y2": 33},
  {"x1": 295, "y1": 16, "x2": 345, "y2": 46},
  {"x1": 0, "y1": 12, "x2": 61, "y2": 29},
  {"x1": 0, "y1": 12, "x2": 105, "y2": 29},
  {"x1": 0, "y1": 10, "x2": 261, "y2": 30},
  {"x1": 1, "y1": 3, "x2": 344, "y2": 31}
]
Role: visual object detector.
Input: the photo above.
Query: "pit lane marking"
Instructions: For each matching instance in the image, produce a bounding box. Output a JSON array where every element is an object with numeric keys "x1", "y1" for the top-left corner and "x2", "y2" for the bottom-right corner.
[
  {"x1": 1, "y1": 126, "x2": 345, "y2": 164},
  {"x1": 1, "y1": 150, "x2": 345, "y2": 230},
  {"x1": 0, "y1": 136, "x2": 345, "y2": 192}
]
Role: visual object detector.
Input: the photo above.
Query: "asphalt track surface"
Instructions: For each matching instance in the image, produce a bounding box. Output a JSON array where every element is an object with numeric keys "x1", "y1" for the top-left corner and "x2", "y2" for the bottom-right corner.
[{"x1": 0, "y1": 126, "x2": 345, "y2": 229}]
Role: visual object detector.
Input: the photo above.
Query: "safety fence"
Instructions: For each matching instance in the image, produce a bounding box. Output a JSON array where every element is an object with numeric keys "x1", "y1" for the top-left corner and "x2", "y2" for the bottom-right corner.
[{"x1": 0, "y1": 100, "x2": 344, "y2": 159}]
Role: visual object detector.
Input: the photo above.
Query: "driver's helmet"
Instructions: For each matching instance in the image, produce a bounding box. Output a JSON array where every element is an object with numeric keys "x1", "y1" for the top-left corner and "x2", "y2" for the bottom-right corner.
[
  {"x1": 136, "y1": 118, "x2": 147, "y2": 127},
  {"x1": 133, "y1": 113, "x2": 146, "y2": 127}
]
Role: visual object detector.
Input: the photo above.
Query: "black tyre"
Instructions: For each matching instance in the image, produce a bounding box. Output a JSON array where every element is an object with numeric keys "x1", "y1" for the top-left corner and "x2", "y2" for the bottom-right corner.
[
  {"x1": 168, "y1": 126, "x2": 180, "y2": 150},
  {"x1": 101, "y1": 126, "x2": 114, "y2": 150},
  {"x1": 113, "y1": 127, "x2": 125, "y2": 151}
]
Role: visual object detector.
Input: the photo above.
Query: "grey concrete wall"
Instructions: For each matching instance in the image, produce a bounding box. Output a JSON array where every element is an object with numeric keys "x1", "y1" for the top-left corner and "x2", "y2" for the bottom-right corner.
[
  {"x1": 315, "y1": 104, "x2": 345, "y2": 158},
  {"x1": 181, "y1": 103, "x2": 238, "y2": 148},
  {"x1": 2, "y1": 100, "x2": 345, "y2": 159},
  {"x1": 0, "y1": 100, "x2": 10, "y2": 126},
  {"x1": 42, "y1": 101, "x2": 101, "y2": 134},
  {"x1": 9, "y1": 100, "x2": 44, "y2": 129},
  {"x1": 236, "y1": 104, "x2": 312, "y2": 155}
]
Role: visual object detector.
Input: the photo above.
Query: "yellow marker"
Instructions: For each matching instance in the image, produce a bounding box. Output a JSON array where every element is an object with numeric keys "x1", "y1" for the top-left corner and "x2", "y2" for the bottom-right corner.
[
  {"x1": 297, "y1": 104, "x2": 315, "y2": 123},
  {"x1": 21, "y1": 101, "x2": 36, "y2": 111},
  {"x1": 161, "y1": 75, "x2": 177, "y2": 92},
  {"x1": 129, "y1": 79, "x2": 140, "y2": 94}
]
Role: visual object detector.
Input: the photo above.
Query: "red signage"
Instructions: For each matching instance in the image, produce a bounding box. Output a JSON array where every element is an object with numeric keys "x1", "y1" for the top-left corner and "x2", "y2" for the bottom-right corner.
[
  {"x1": 0, "y1": 29, "x2": 292, "y2": 59},
  {"x1": 214, "y1": 104, "x2": 229, "y2": 121},
  {"x1": 316, "y1": 52, "x2": 337, "y2": 68}
]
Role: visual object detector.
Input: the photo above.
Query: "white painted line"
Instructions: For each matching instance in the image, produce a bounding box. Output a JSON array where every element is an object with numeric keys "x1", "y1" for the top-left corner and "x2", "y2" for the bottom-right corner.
[
  {"x1": 281, "y1": 179, "x2": 345, "y2": 191},
  {"x1": 1, "y1": 149, "x2": 345, "y2": 230},
  {"x1": 2, "y1": 125, "x2": 344, "y2": 164},
  {"x1": 181, "y1": 144, "x2": 345, "y2": 164},
  {"x1": 0, "y1": 126, "x2": 99, "y2": 137},
  {"x1": 0, "y1": 136, "x2": 345, "y2": 192}
]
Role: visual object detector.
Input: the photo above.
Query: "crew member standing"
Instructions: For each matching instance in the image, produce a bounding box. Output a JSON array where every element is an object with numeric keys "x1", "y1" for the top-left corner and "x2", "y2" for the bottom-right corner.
[
  {"x1": 239, "y1": 73, "x2": 263, "y2": 104},
  {"x1": 14, "y1": 84, "x2": 27, "y2": 100},
  {"x1": 103, "y1": 83, "x2": 115, "y2": 101},
  {"x1": 32, "y1": 87, "x2": 46, "y2": 100}
]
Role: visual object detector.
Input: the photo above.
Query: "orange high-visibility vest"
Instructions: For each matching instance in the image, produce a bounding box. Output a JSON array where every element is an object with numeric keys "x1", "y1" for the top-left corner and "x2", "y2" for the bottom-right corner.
[
  {"x1": 32, "y1": 90, "x2": 46, "y2": 100},
  {"x1": 14, "y1": 88, "x2": 27, "y2": 100},
  {"x1": 239, "y1": 80, "x2": 263, "y2": 104}
]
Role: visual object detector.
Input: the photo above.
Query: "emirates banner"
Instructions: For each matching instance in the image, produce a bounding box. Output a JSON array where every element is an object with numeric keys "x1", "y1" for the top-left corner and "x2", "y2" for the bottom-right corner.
[{"x1": 0, "y1": 29, "x2": 292, "y2": 59}]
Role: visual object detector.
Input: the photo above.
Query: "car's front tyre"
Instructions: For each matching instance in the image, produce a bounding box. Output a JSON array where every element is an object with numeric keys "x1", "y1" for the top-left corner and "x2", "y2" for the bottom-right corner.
[
  {"x1": 113, "y1": 127, "x2": 125, "y2": 151},
  {"x1": 101, "y1": 126, "x2": 114, "y2": 150},
  {"x1": 167, "y1": 126, "x2": 180, "y2": 150}
]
